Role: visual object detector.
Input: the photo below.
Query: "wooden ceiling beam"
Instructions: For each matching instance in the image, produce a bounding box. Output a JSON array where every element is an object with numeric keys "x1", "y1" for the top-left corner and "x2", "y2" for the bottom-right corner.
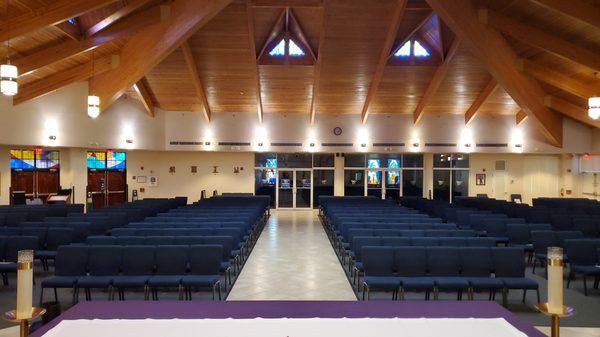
[
  {"x1": 464, "y1": 77, "x2": 498, "y2": 125},
  {"x1": 246, "y1": 0, "x2": 264, "y2": 123},
  {"x1": 133, "y1": 77, "x2": 156, "y2": 117},
  {"x1": 413, "y1": 37, "x2": 459, "y2": 124},
  {"x1": 482, "y1": 10, "x2": 600, "y2": 72},
  {"x1": 55, "y1": 19, "x2": 84, "y2": 40},
  {"x1": 91, "y1": 0, "x2": 232, "y2": 113},
  {"x1": 529, "y1": 0, "x2": 600, "y2": 31},
  {"x1": 0, "y1": 0, "x2": 120, "y2": 43},
  {"x1": 309, "y1": 0, "x2": 327, "y2": 125},
  {"x1": 516, "y1": 58, "x2": 600, "y2": 99},
  {"x1": 13, "y1": 54, "x2": 119, "y2": 105},
  {"x1": 251, "y1": 0, "x2": 323, "y2": 8},
  {"x1": 181, "y1": 41, "x2": 211, "y2": 122},
  {"x1": 87, "y1": 0, "x2": 152, "y2": 36},
  {"x1": 545, "y1": 96, "x2": 600, "y2": 129},
  {"x1": 361, "y1": 0, "x2": 408, "y2": 124},
  {"x1": 13, "y1": 5, "x2": 162, "y2": 76},
  {"x1": 516, "y1": 109, "x2": 528, "y2": 126},
  {"x1": 426, "y1": 0, "x2": 562, "y2": 147}
]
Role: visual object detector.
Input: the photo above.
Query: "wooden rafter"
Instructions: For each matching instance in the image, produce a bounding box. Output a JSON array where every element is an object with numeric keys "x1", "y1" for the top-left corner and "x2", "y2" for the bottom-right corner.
[
  {"x1": 516, "y1": 58, "x2": 600, "y2": 100},
  {"x1": 413, "y1": 37, "x2": 459, "y2": 124},
  {"x1": 529, "y1": 0, "x2": 600, "y2": 31},
  {"x1": 309, "y1": 0, "x2": 327, "y2": 125},
  {"x1": 257, "y1": 10, "x2": 285, "y2": 60},
  {"x1": 464, "y1": 77, "x2": 498, "y2": 125},
  {"x1": 426, "y1": 0, "x2": 562, "y2": 147},
  {"x1": 246, "y1": 0, "x2": 264, "y2": 123},
  {"x1": 251, "y1": 0, "x2": 323, "y2": 8},
  {"x1": 482, "y1": 10, "x2": 600, "y2": 72},
  {"x1": 87, "y1": 0, "x2": 152, "y2": 36},
  {"x1": 389, "y1": 11, "x2": 434, "y2": 59},
  {"x1": 361, "y1": 0, "x2": 408, "y2": 124},
  {"x1": 14, "y1": 55, "x2": 119, "y2": 105},
  {"x1": 545, "y1": 96, "x2": 600, "y2": 129},
  {"x1": 0, "y1": 0, "x2": 120, "y2": 43},
  {"x1": 516, "y1": 109, "x2": 528, "y2": 126},
  {"x1": 13, "y1": 5, "x2": 162, "y2": 76},
  {"x1": 181, "y1": 41, "x2": 211, "y2": 122},
  {"x1": 55, "y1": 19, "x2": 84, "y2": 40},
  {"x1": 91, "y1": 0, "x2": 232, "y2": 113},
  {"x1": 133, "y1": 77, "x2": 156, "y2": 117}
]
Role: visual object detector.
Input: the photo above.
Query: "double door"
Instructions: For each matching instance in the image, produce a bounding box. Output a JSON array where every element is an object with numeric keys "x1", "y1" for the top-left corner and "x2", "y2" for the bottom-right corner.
[
  {"x1": 87, "y1": 170, "x2": 127, "y2": 209},
  {"x1": 10, "y1": 170, "x2": 60, "y2": 203},
  {"x1": 277, "y1": 169, "x2": 312, "y2": 209},
  {"x1": 367, "y1": 169, "x2": 401, "y2": 201}
]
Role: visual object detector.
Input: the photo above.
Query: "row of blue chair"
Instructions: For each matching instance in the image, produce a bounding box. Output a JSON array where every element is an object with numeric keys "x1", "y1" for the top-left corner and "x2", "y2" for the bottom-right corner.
[
  {"x1": 41, "y1": 244, "x2": 223, "y2": 304},
  {"x1": 564, "y1": 239, "x2": 600, "y2": 295},
  {"x1": 531, "y1": 230, "x2": 584, "y2": 273},
  {"x1": 362, "y1": 246, "x2": 538, "y2": 306},
  {"x1": 0, "y1": 236, "x2": 38, "y2": 286}
]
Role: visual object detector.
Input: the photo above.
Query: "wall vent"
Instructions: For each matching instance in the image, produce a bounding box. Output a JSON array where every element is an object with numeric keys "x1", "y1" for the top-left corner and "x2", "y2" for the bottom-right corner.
[
  {"x1": 476, "y1": 143, "x2": 508, "y2": 148},
  {"x1": 322, "y1": 143, "x2": 353, "y2": 147},
  {"x1": 373, "y1": 143, "x2": 405, "y2": 147},
  {"x1": 495, "y1": 160, "x2": 506, "y2": 171},
  {"x1": 424, "y1": 143, "x2": 457, "y2": 147},
  {"x1": 271, "y1": 142, "x2": 303, "y2": 147},
  {"x1": 218, "y1": 142, "x2": 251, "y2": 146},
  {"x1": 169, "y1": 141, "x2": 202, "y2": 145}
]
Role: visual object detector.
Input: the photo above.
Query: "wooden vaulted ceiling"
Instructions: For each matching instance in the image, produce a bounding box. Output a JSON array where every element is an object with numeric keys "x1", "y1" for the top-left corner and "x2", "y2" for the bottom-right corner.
[{"x1": 1, "y1": 0, "x2": 599, "y2": 147}]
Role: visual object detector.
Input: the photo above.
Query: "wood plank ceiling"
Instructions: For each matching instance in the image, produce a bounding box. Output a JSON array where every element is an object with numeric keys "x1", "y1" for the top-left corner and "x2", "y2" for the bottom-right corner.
[{"x1": 1, "y1": 0, "x2": 599, "y2": 146}]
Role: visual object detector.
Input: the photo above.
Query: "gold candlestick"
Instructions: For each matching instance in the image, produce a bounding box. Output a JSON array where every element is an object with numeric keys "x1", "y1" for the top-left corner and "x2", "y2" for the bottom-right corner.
[
  {"x1": 534, "y1": 303, "x2": 574, "y2": 337},
  {"x1": 3, "y1": 307, "x2": 46, "y2": 337}
]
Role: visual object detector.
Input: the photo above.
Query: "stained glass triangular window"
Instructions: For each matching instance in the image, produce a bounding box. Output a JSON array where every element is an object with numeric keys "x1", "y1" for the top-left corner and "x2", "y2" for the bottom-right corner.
[
  {"x1": 269, "y1": 39, "x2": 285, "y2": 56},
  {"x1": 413, "y1": 41, "x2": 430, "y2": 57},
  {"x1": 289, "y1": 39, "x2": 305, "y2": 56},
  {"x1": 394, "y1": 41, "x2": 411, "y2": 57}
]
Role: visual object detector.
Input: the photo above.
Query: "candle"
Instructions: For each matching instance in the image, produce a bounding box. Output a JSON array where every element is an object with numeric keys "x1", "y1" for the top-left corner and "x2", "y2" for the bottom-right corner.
[
  {"x1": 16, "y1": 250, "x2": 33, "y2": 319},
  {"x1": 547, "y1": 247, "x2": 563, "y2": 314}
]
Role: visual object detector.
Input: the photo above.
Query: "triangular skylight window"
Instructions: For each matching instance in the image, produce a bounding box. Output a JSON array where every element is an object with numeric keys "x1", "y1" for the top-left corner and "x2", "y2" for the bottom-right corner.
[
  {"x1": 393, "y1": 40, "x2": 430, "y2": 58},
  {"x1": 269, "y1": 39, "x2": 286, "y2": 56},
  {"x1": 288, "y1": 39, "x2": 305, "y2": 56}
]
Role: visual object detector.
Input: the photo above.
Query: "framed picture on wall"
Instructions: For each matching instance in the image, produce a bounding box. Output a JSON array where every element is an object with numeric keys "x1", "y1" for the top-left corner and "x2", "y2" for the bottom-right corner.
[
  {"x1": 476, "y1": 173, "x2": 486, "y2": 186},
  {"x1": 137, "y1": 176, "x2": 147, "y2": 183}
]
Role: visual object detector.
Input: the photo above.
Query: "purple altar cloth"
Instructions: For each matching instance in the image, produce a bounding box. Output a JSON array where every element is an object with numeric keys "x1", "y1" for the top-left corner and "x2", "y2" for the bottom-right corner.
[{"x1": 30, "y1": 300, "x2": 545, "y2": 337}]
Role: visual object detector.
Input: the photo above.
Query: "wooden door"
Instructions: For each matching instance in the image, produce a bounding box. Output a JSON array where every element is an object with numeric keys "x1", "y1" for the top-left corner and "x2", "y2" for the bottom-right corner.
[
  {"x1": 36, "y1": 170, "x2": 60, "y2": 202},
  {"x1": 107, "y1": 171, "x2": 127, "y2": 206},
  {"x1": 11, "y1": 170, "x2": 34, "y2": 202},
  {"x1": 88, "y1": 170, "x2": 107, "y2": 209}
]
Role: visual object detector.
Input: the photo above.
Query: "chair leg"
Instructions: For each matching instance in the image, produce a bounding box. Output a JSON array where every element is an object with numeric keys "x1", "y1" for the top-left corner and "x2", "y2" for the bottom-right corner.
[
  {"x1": 536, "y1": 289, "x2": 540, "y2": 303},
  {"x1": 433, "y1": 287, "x2": 439, "y2": 301},
  {"x1": 54, "y1": 288, "x2": 59, "y2": 302},
  {"x1": 144, "y1": 285, "x2": 149, "y2": 301},
  {"x1": 178, "y1": 284, "x2": 183, "y2": 301},
  {"x1": 584, "y1": 276, "x2": 588, "y2": 296},
  {"x1": 567, "y1": 271, "x2": 573, "y2": 288},
  {"x1": 522, "y1": 289, "x2": 527, "y2": 303},
  {"x1": 532, "y1": 259, "x2": 537, "y2": 274},
  {"x1": 502, "y1": 288, "x2": 508, "y2": 307},
  {"x1": 39, "y1": 288, "x2": 44, "y2": 307}
]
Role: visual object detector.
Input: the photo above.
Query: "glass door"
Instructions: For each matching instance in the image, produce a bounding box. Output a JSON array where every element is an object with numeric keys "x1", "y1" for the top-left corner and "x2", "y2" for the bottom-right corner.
[
  {"x1": 385, "y1": 169, "x2": 401, "y2": 201},
  {"x1": 295, "y1": 170, "x2": 312, "y2": 208},
  {"x1": 278, "y1": 170, "x2": 294, "y2": 208}
]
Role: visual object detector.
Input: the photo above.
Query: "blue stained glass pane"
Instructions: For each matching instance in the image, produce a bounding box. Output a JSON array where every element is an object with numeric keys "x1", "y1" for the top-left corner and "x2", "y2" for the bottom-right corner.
[
  {"x1": 387, "y1": 171, "x2": 400, "y2": 185},
  {"x1": 266, "y1": 159, "x2": 277, "y2": 168},
  {"x1": 269, "y1": 39, "x2": 285, "y2": 56},
  {"x1": 368, "y1": 159, "x2": 380, "y2": 169},
  {"x1": 387, "y1": 159, "x2": 400, "y2": 169},
  {"x1": 394, "y1": 41, "x2": 411, "y2": 57},
  {"x1": 36, "y1": 150, "x2": 60, "y2": 169},
  {"x1": 289, "y1": 39, "x2": 305, "y2": 56},
  {"x1": 107, "y1": 151, "x2": 126, "y2": 169},
  {"x1": 10, "y1": 150, "x2": 35, "y2": 169},
  {"x1": 414, "y1": 40, "x2": 430, "y2": 57}
]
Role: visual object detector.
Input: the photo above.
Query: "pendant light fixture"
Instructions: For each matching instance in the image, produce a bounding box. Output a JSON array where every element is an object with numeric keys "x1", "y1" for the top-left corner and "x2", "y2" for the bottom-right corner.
[
  {"x1": 589, "y1": 96, "x2": 600, "y2": 120},
  {"x1": 1, "y1": 0, "x2": 18, "y2": 96},
  {"x1": 87, "y1": 49, "x2": 100, "y2": 118}
]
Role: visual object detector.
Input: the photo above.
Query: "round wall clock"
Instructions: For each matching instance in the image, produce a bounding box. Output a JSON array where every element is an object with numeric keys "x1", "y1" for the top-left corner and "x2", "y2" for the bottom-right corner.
[{"x1": 333, "y1": 127, "x2": 343, "y2": 136}]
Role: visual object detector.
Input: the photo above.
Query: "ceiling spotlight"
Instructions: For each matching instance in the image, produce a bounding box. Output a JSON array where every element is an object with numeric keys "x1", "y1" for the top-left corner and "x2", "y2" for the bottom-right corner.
[
  {"x1": 360, "y1": 143, "x2": 367, "y2": 148},
  {"x1": 205, "y1": 141, "x2": 211, "y2": 146},
  {"x1": 309, "y1": 142, "x2": 315, "y2": 147},
  {"x1": 412, "y1": 142, "x2": 419, "y2": 147},
  {"x1": 48, "y1": 135, "x2": 56, "y2": 141},
  {"x1": 258, "y1": 142, "x2": 264, "y2": 147}
]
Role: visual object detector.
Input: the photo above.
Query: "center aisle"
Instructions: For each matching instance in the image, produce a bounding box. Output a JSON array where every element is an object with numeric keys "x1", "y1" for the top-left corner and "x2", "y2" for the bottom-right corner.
[{"x1": 227, "y1": 210, "x2": 356, "y2": 300}]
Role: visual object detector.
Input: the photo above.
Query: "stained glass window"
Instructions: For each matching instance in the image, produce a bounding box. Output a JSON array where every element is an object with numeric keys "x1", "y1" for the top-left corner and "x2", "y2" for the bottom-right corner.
[
  {"x1": 269, "y1": 39, "x2": 285, "y2": 56},
  {"x1": 107, "y1": 151, "x2": 126, "y2": 169},
  {"x1": 394, "y1": 40, "x2": 430, "y2": 58},
  {"x1": 35, "y1": 150, "x2": 60, "y2": 169},
  {"x1": 394, "y1": 41, "x2": 411, "y2": 57},
  {"x1": 413, "y1": 41, "x2": 430, "y2": 57},
  {"x1": 289, "y1": 40, "x2": 305, "y2": 56},
  {"x1": 10, "y1": 150, "x2": 35, "y2": 169},
  {"x1": 87, "y1": 151, "x2": 107, "y2": 169}
]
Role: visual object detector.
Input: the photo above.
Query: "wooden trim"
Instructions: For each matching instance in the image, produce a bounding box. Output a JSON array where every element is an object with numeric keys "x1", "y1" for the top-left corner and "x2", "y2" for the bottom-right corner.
[
  {"x1": 87, "y1": 0, "x2": 151, "y2": 36},
  {"x1": 246, "y1": 0, "x2": 264, "y2": 123},
  {"x1": 181, "y1": 41, "x2": 211, "y2": 122},
  {"x1": 545, "y1": 96, "x2": 600, "y2": 129},
  {"x1": 464, "y1": 77, "x2": 498, "y2": 125},
  {"x1": 91, "y1": 0, "x2": 232, "y2": 112},
  {"x1": 529, "y1": 0, "x2": 600, "y2": 31},
  {"x1": 133, "y1": 77, "x2": 156, "y2": 118},
  {"x1": 361, "y1": 0, "x2": 408, "y2": 124},
  {"x1": 516, "y1": 109, "x2": 528, "y2": 126},
  {"x1": 309, "y1": 0, "x2": 327, "y2": 125},
  {"x1": 483, "y1": 10, "x2": 600, "y2": 72},
  {"x1": 427, "y1": 0, "x2": 562, "y2": 147},
  {"x1": 413, "y1": 37, "x2": 459, "y2": 124}
]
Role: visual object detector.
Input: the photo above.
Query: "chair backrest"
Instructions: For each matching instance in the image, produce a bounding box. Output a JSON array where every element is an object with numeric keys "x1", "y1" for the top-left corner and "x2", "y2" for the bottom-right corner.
[
  {"x1": 531, "y1": 231, "x2": 557, "y2": 254},
  {"x1": 163, "y1": 229, "x2": 189, "y2": 236},
  {"x1": 460, "y1": 247, "x2": 493, "y2": 277},
  {"x1": 20, "y1": 227, "x2": 48, "y2": 250},
  {"x1": 111, "y1": 228, "x2": 137, "y2": 237},
  {"x1": 573, "y1": 217, "x2": 597, "y2": 237},
  {"x1": 491, "y1": 247, "x2": 525, "y2": 277},
  {"x1": 362, "y1": 246, "x2": 394, "y2": 277},
  {"x1": 189, "y1": 245, "x2": 222, "y2": 275},
  {"x1": 556, "y1": 231, "x2": 584, "y2": 246},
  {"x1": 353, "y1": 237, "x2": 381, "y2": 260},
  {"x1": 154, "y1": 245, "x2": 188, "y2": 275},
  {"x1": 411, "y1": 237, "x2": 439, "y2": 246},
  {"x1": 55, "y1": 246, "x2": 89, "y2": 276},
  {"x1": 87, "y1": 246, "x2": 122, "y2": 275},
  {"x1": 188, "y1": 228, "x2": 214, "y2": 236},
  {"x1": 528, "y1": 224, "x2": 552, "y2": 231},
  {"x1": 393, "y1": 247, "x2": 427, "y2": 276},
  {"x1": 506, "y1": 224, "x2": 530, "y2": 245},
  {"x1": 121, "y1": 246, "x2": 155, "y2": 275},
  {"x1": 115, "y1": 236, "x2": 145, "y2": 245},
  {"x1": 5, "y1": 236, "x2": 38, "y2": 261},
  {"x1": 380, "y1": 237, "x2": 410, "y2": 247},
  {"x1": 202, "y1": 236, "x2": 233, "y2": 260},
  {"x1": 145, "y1": 236, "x2": 174, "y2": 245},
  {"x1": 467, "y1": 237, "x2": 496, "y2": 247},
  {"x1": 564, "y1": 239, "x2": 600, "y2": 266},
  {"x1": 428, "y1": 247, "x2": 460, "y2": 276},
  {"x1": 439, "y1": 237, "x2": 466, "y2": 247},
  {"x1": 173, "y1": 236, "x2": 205, "y2": 245},
  {"x1": 85, "y1": 236, "x2": 116, "y2": 245},
  {"x1": 45, "y1": 228, "x2": 73, "y2": 250}
]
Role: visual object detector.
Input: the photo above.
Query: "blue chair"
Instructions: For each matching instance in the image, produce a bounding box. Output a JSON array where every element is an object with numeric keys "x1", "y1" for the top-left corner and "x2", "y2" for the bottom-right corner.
[
  {"x1": 459, "y1": 247, "x2": 503, "y2": 300},
  {"x1": 115, "y1": 236, "x2": 145, "y2": 245},
  {"x1": 77, "y1": 246, "x2": 121, "y2": 300},
  {"x1": 148, "y1": 245, "x2": 188, "y2": 300},
  {"x1": 40, "y1": 246, "x2": 88, "y2": 305},
  {"x1": 182, "y1": 245, "x2": 222, "y2": 300},
  {"x1": 394, "y1": 247, "x2": 434, "y2": 300},
  {"x1": 85, "y1": 236, "x2": 117, "y2": 245},
  {"x1": 492, "y1": 248, "x2": 539, "y2": 306},
  {"x1": 428, "y1": 247, "x2": 469, "y2": 300},
  {"x1": 145, "y1": 236, "x2": 174, "y2": 245},
  {"x1": 37, "y1": 228, "x2": 73, "y2": 270},
  {"x1": 0, "y1": 236, "x2": 39, "y2": 286},
  {"x1": 112, "y1": 246, "x2": 155, "y2": 300},
  {"x1": 565, "y1": 239, "x2": 600, "y2": 295},
  {"x1": 361, "y1": 246, "x2": 398, "y2": 300}
]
